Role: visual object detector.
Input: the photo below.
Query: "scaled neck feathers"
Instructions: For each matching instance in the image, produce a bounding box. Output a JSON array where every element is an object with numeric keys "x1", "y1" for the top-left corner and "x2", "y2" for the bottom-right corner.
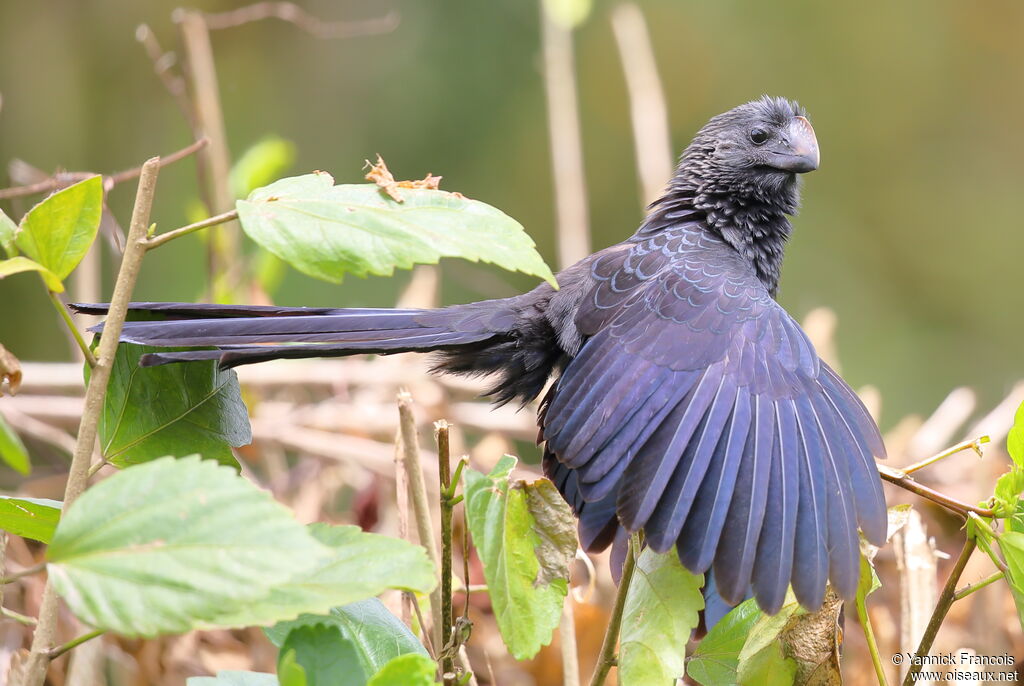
[{"x1": 639, "y1": 149, "x2": 802, "y2": 298}]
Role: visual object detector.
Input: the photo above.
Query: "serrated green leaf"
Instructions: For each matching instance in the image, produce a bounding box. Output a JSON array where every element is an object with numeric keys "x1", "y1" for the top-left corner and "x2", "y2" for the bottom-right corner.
[
  {"x1": 236, "y1": 173, "x2": 556, "y2": 287},
  {"x1": 995, "y1": 531, "x2": 1024, "y2": 630},
  {"x1": 278, "y1": 624, "x2": 365, "y2": 686},
  {"x1": 686, "y1": 598, "x2": 761, "y2": 686},
  {"x1": 47, "y1": 456, "x2": 329, "y2": 637},
  {"x1": 214, "y1": 525, "x2": 436, "y2": 627},
  {"x1": 367, "y1": 654, "x2": 438, "y2": 686},
  {"x1": 0, "y1": 495, "x2": 60, "y2": 542},
  {"x1": 0, "y1": 413, "x2": 30, "y2": 475},
  {"x1": 1009, "y1": 401, "x2": 1024, "y2": 467},
  {"x1": 0, "y1": 208, "x2": 18, "y2": 257},
  {"x1": 0, "y1": 256, "x2": 64, "y2": 292},
  {"x1": 231, "y1": 136, "x2": 296, "y2": 199},
  {"x1": 188, "y1": 672, "x2": 279, "y2": 686},
  {"x1": 15, "y1": 176, "x2": 102, "y2": 280},
  {"x1": 266, "y1": 599, "x2": 428, "y2": 677},
  {"x1": 618, "y1": 547, "x2": 704, "y2": 686},
  {"x1": 464, "y1": 455, "x2": 573, "y2": 659},
  {"x1": 737, "y1": 642, "x2": 797, "y2": 686},
  {"x1": 96, "y1": 342, "x2": 250, "y2": 468}
]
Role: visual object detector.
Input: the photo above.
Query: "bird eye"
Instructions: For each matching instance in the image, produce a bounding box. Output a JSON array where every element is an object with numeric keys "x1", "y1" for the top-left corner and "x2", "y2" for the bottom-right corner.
[{"x1": 749, "y1": 127, "x2": 770, "y2": 145}]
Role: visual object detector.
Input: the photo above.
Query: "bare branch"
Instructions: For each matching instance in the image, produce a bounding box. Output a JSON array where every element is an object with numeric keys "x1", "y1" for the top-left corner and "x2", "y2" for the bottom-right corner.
[{"x1": 200, "y1": 2, "x2": 399, "y2": 38}]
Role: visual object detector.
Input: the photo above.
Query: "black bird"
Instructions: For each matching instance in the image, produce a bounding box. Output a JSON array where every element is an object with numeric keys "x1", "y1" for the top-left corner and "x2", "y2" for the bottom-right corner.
[{"x1": 75, "y1": 96, "x2": 886, "y2": 614}]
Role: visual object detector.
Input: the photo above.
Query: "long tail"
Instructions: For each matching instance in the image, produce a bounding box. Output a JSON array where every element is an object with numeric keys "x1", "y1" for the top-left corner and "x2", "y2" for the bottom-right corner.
[
  {"x1": 71, "y1": 301, "x2": 507, "y2": 368},
  {"x1": 70, "y1": 299, "x2": 560, "y2": 404}
]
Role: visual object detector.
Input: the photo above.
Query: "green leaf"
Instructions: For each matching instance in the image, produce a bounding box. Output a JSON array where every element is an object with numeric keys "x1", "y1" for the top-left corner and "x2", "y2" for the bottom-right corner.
[
  {"x1": 0, "y1": 256, "x2": 64, "y2": 292},
  {"x1": 213, "y1": 524, "x2": 436, "y2": 627},
  {"x1": 994, "y1": 467, "x2": 1024, "y2": 517},
  {"x1": 15, "y1": 176, "x2": 102, "y2": 280},
  {"x1": 737, "y1": 642, "x2": 797, "y2": 686},
  {"x1": 1009, "y1": 401, "x2": 1024, "y2": 466},
  {"x1": 47, "y1": 456, "x2": 329, "y2": 637},
  {"x1": 0, "y1": 208, "x2": 18, "y2": 257},
  {"x1": 995, "y1": 531, "x2": 1024, "y2": 630},
  {"x1": 188, "y1": 672, "x2": 279, "y2": 686},
  {"x1": 0, "y1": 496, "x2": 61, "y2": 543},
  {"x1": 266, "y1": 599, "x2": 428, "y2": 677},
  {"x1": 231, "y1": 136, "x2": 296, "y2": 199},
  {"x1": 236, "y1": 173, "x2": 556, "y2": 288},
  {"x1": 686, "y1": 599, "x2": 762, "y2": 686},
  {"x1": 96, "y1": 342, "x2": 251, "y2": 468},
  {"x1": 464, "y1": 455, "x2": 575, "y2": 659},
  {"x1": 0, "y1": 413, "x2": 30, "y2": 475},
  {"x1": 367, "y1": 654, "x2": 438, "y2": 686},
  {"x1": 278, "y1": 624, "x2": 366, "y2": 686},
  {"x1": 618, "y1": 547, "x2": 704, "y2": 686}
]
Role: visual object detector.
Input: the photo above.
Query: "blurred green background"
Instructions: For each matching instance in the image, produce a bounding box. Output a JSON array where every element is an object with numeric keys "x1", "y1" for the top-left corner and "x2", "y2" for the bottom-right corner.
[{"x1": 1, "y1": 0, "x2": 1022, "y2": 426}]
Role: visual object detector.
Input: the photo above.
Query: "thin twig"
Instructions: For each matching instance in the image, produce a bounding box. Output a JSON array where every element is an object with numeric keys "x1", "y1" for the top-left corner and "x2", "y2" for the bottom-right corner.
[
  {"x1": 19, "y1": 159, "x2": 161, "y2": 686},
  {"x1": 0, "y1": 562, "x2": 46, "y2": 585},
  {"x1": 406, "y1": 590, "x2": 436, "y2": 657},
  {"x1": 135, "y1": 24, "x2": 197, "y2": 129},
  {"x1": 397, "y1": 392, "x2": 444, "y2": 654},
  {"x1": 1, "y1": 606, "x2": 37, "y2": 626},
  {"x1": 901, "y1": 436, "x2": 989, "y2": 475},
  {"x1": 610, "y1": 3, "x2": 674, "y2": 206},
  {"x1": 855, "y1": 574, "x2": 889, "y2": 686},
  {"x1": 436, "y1": 420, "x2": 456, "y2": 685},
  {"x1": 901, "y1": 538, "x2": 977, "y2": 686},
  {"x1": 877, "y1": 464, "x2": 995, "y2": 518},
  {"x1": 540, "y1": 1, "x2": 590, "y2": 269},
  {"x1": 201, "y1": 2, "x2": 400, "y2": 38},
  {"x1": 143, "y1": 209, "x2": 239, "y2": 249},
  {"x1": 953, "y1": 570, "x2": 1003, "y2": 601},
  {"x1": 47, "y1": 291, "x2": 97, "y2": 368},
  {"x1": 0, "y1": 139, "x2": 206, "y2": 200},
  {"x1": 45, "y1": 629, "x2": 103, "y2": 660},
  {"x1": 589, "y1": 533, "x2": 639, "y2": 686}
]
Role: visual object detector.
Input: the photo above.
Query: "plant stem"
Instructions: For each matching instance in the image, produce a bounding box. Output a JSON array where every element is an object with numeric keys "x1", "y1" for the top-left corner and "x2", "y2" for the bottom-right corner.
[
  {"x1": 18, "y1": 158, "x2": 161, "y2": 686},
  {"x1": 560, "y1": 600, "x2": 581, "y2": 686},
  {"x1": 0, "y1": 562, "x2": 46, "y2": 585},
  {"x1": 47, "y1": 290, "x2": 97, "y2": 368},
  {"x1": 901, "y1": 436, "x2": 989, "y2": 475},
  {"x1": 397, "y1": 391, "x2": 444, "y2": 654},
  {"x1": 589, "y1": 533, "x2": 639, "y2": 686},
  {"x1": 901, "y1": 538, "x2": 976, "y2": 686},
  {"x1": 436, "y1": 420, "x2": 456, "y2": 685},
  {"x1": 143, "y1": 209, "x2": 239, "y2": 249},
  {"x1": 877, "y1": 464, "x2": 995, "y2": 518},
  {"x1": 855, "y1": 585, "x2": 889, "y2": 686},
  {"x1": 1, "y1": 606, "x2": 37, "y2": 626},
  {"x1": 46, "y1": 629, "x2": 103, "y2": 660},
  {"x1": 953, "y1": 571, "x2": 1003, "y2": 601}
]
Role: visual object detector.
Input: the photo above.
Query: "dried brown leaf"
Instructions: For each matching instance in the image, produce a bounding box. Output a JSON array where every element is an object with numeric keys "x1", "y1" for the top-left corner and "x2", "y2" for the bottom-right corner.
[
  {"x1": 364, "y1": 154, "x2": 442, "y2": 203},
  {"x1": 0, "y1": 344, "x2": 22, "y2": 396}
]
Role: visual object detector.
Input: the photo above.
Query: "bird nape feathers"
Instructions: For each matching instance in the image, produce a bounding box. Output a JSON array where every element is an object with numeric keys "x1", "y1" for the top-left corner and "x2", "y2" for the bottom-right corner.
[{"x1": 74, "y1": 96, "x2": 886, "y2": 616}]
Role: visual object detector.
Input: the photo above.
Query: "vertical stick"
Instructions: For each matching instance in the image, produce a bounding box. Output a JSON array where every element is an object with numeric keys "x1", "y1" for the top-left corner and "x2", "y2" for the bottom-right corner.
[
  {"x1": 893, "y1": 510, "x2": 938, "y2": 684},
  {"x1": 610, "y1": 3, "x2": 673, "y2": 207},
  {"x1": 436, "y1": 421, "x2": 455, "y2": 684},
  {"x1": 18, "y1": 159, "x2": 161, "y2": 686},
  {"x1": 397, "y1": 392, "x2": 444, "y2": 654},
  {"x1": 560, "y1": 600, "x2": 581, "y2": 686},
  {"x1": 540, "y1": 2, "x2": 590, "y2": 269},
  {"x1": 175, "y1": 9, "x2": 240, "y2": 295}
]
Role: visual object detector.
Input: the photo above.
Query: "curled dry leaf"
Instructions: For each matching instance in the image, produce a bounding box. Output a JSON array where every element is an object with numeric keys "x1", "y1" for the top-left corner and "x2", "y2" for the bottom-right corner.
[
  {"x1": 0, "y1": 344, "x2": 22, "y2": 395},
  {"x1": 364, "y1": 154, "x2": 442, "y2": 203}
]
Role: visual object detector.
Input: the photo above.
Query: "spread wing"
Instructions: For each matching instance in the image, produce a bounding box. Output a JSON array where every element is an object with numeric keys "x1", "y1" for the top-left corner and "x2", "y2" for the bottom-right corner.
[{"x1": 541, "y1": 226, "x2": 886, "y2": 613}]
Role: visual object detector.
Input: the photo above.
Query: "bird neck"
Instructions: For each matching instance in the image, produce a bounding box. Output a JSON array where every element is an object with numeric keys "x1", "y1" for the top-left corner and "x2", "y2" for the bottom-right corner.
[{"x1": 642, "y1": 168, "x2": 798, "y2": 297}]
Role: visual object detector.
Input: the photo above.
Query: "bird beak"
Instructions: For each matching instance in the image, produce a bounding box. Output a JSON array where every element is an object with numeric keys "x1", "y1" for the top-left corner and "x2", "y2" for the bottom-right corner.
[{"x1": 771, "y1": 116, "x2": 820, "y2": 173}]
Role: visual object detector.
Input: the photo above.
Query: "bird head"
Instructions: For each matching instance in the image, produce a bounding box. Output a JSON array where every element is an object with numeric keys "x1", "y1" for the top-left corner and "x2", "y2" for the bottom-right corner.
[{"x1": 677, "y1": 96, "x2": 819, "y2": 208}]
